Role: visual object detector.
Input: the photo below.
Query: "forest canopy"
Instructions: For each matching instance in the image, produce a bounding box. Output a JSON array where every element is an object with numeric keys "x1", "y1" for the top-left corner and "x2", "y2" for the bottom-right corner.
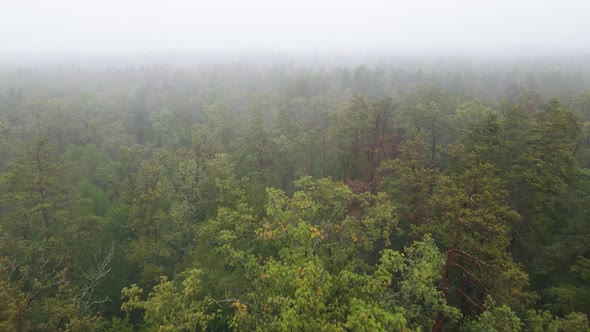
[{"x1": 1, "y1": 56, "x2": 590, "y2": 331}]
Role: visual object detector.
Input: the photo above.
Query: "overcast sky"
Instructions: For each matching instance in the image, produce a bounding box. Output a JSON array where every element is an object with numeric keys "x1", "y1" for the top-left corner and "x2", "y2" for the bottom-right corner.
[{"x1": 1, "y1": 0, "x2": 589, "y2": 55}]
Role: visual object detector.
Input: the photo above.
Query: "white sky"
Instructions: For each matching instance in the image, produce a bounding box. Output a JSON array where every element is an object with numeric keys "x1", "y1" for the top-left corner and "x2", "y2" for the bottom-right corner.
[{"x1": 1, "y1": 0, "x2": 589, "y2": 54}]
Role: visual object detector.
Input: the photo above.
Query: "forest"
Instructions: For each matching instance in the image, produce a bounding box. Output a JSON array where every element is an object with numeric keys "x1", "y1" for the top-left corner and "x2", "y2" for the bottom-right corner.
[{"x1": 1, "y1": 55, "x2": 590, "y2": 331}]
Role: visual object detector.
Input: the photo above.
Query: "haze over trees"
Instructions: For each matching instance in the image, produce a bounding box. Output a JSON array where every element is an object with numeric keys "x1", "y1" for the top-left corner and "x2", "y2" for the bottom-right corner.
[
  {"x1": 2, "y1": 0, "x2": 590, "y2": 330},
  {"x1": 0, "y1": 56, "x2": 590, "y2": 331}
]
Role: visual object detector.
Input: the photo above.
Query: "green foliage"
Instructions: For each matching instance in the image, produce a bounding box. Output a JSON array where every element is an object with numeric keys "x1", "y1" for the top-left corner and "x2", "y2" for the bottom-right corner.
[
  {"x1": 525, "y1": 310, "x2": 590, "y2": 332},
  {"x1": 378, "y1": 136, "x2": 438, "y2": 242},
  {"x1": 464, "y1": 297, "x2": 522, "y2": 332},
  {"x1": 1, "y1": 65, "x2": 590, "y2": 331},
  {"x1": 122, "y1": 268, "x2": 216, "y2": 331}
]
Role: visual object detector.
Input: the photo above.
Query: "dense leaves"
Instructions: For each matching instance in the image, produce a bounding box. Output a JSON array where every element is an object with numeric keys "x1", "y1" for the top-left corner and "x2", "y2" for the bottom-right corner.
[{"x1": 0, "y1": 61, "x2": 589, "y2": 330}]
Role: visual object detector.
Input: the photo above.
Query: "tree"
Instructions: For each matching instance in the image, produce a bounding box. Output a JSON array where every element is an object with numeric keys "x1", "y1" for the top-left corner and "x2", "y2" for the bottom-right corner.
[
  {"x1": 378, "y1": 136, "x2": 438, "y2": 243},
  {"x1": 0, "y1": 135, "x2": 111, "y2": 330},
  {"x1": 121, "y1": 268, "x2": 216, "y2": 331},
  {"x1": 431, "y1": 147, "x2": 530, "y2": 331}
]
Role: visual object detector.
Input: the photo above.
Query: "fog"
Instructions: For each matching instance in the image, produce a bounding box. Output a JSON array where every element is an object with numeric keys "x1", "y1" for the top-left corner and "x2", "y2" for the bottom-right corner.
[
  {"x1": 3, "y1": 2, "x2": 590, "y2": 331},
  {"x1": 2, "y1": 0, "x2": 589, "y2": 61}
]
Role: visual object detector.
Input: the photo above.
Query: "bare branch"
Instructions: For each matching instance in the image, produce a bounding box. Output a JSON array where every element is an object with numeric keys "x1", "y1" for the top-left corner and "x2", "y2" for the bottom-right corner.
[{"x1": 451, "y1": 287, "x2": 484, "y2": 313}]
